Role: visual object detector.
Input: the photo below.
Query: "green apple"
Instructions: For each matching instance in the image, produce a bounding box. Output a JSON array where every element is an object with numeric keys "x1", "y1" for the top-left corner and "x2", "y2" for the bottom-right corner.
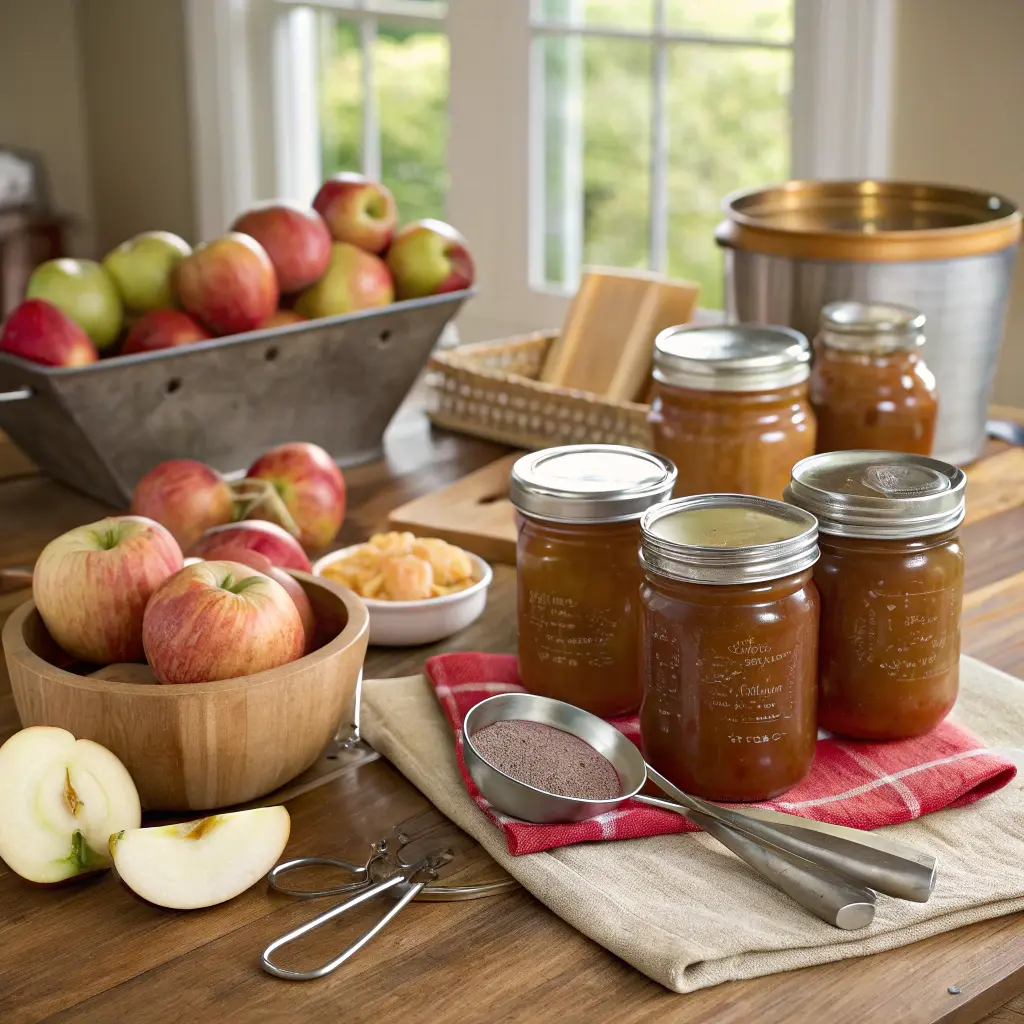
[
  {"x1": 385, "y1": 219, "x2": 475, "y2": 301},
  {"x1": 26, "y1": 258, "x2": 124, "y2": 349},
  {"x1": 103, "y1": 231, "x2": 192, "y2": 315}
]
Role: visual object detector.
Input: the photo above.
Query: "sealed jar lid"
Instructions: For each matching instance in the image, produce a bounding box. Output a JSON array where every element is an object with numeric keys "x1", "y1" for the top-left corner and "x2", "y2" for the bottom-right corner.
[
  {"x1": 510, "y1": 445, "x2": 677, "y2": 523},
  {"x1": 640, "y1": 495, "x2": 819, "y2": 585},
  {"x1": 653, "y1": 324, "x2": 811, "y2": 392},
  {"x1": 784, "y1": 451, "x2": 966, "y2": 539},
  {"x1": 819, "y1": 301, "x2": 926, "y2": 354}
]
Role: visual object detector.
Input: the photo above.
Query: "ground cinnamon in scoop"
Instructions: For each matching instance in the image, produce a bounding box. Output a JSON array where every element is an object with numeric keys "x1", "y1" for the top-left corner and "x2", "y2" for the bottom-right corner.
[{"x1": 471, "y1": 720, "x2": 621, "y2": 800}]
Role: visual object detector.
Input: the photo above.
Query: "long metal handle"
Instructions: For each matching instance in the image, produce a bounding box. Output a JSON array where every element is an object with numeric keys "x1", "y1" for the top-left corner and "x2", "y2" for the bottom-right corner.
[
  {"x1": 680, "y1": 804, "x2": 876, "y2": 930},
  {"x1": 643, "y1": 767, "x2": 936, "y2": 903},
  {"x1": 267, "y1": 855, "x2": 368, "y2": 899},
  {"x1": 261, "y1": 874, "x2": 424, "y2": 981},
  {"x1": 0, "y1": 387, "x2": 32, "y2": 403}
]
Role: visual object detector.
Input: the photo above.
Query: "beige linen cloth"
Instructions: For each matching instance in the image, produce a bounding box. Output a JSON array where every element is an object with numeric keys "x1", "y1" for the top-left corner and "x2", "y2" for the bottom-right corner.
[{"x1": 360, "y1": 655, "x2": 1024, "y2": 993}]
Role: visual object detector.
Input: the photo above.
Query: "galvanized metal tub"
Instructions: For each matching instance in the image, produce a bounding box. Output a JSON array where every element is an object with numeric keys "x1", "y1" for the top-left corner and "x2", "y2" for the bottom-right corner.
[
  {"x1": 716, "y1": 181, "x2": 1022, "y2": 465},
  {"x1": 0, "y1": 290, "x2": 471, "y2": 507}
]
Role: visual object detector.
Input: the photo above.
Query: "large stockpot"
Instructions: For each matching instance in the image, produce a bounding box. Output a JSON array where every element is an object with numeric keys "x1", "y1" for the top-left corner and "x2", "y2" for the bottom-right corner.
[{"x1": 715, "y1": 181, "x2": 1022, "y2": 465}]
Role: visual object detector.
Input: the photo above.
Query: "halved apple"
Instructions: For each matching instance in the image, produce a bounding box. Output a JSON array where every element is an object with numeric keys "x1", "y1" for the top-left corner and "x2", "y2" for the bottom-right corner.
[
  {"x1": 0, "y1": 726, "x2": 142, "y2": 883},
  {"x1": 109, "y1": 806, "x2": 290, "y2": 910}
]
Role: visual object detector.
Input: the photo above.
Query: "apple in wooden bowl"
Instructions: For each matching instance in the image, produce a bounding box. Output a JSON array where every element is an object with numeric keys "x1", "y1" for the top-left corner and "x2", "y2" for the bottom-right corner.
[{"x1": 2, "y1": 572, "x2": 368, "y2": 812}]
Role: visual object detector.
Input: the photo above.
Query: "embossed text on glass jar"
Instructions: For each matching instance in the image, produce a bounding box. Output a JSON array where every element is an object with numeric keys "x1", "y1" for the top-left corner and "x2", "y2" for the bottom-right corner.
[
  {"x1": 638, "y1": 496, "x2": 820, "y2": 801},
  {"x1": 810, "y1": 301, "x2": 938, "y2": 455},
  {"x1": 785, "y1": 450, "x2": 967, "y2": 740}
]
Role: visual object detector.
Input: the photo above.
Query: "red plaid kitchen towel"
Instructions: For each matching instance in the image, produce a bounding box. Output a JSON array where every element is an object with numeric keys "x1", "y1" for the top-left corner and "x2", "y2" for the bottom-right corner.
[{"x1": 425, "y1": 652, "x2": 1017, "y2": 856}]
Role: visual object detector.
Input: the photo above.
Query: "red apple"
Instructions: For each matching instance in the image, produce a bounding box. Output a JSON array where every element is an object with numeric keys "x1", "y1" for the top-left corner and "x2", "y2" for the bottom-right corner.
[
  {"x1": 175, "y1": 233, "x2": 279, "y2": 335},
  {"x1": 33, "y1": 516, "x2": 183, "y2": 664},
  {"x1": 246, "y1": 442, "x2": 346, "y2": 550},
  {"x1": 130, "y1": 459, "x2": 234, "y2": 550},
  {"x1": 0, "y1": 299, "x2": 99, "y2": 367},
  {"x1": 260, "y1": 309, "x2": 307, "y2": 329},
  {"x1": 123, "y1": 309, "x2": 211, "y2": 355},
  {"x1": 197, "y1": 546, "x2": 316, "y2": 653},
  {"x1": 385, "y1": 219, "x2": 475, "y2": 300},
  {"x1": 294, "y1": 243, "x2": 393, "y2": 319},
  {"x1": 187, "y1": 520, "x2": 312, "y2": 572},
  {"x1": 312, "y1": 173, "x2": 397, "y2": 254},
  {"x1": 231, "y1": 202, "x2": 332, "y2": 294},
  {"x1": 142, "y1": 560, "x2": 304, "y2": 684}
]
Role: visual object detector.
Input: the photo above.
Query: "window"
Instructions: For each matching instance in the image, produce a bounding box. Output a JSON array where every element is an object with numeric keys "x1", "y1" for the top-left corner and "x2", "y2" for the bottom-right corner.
[{"x1": 186, "y1": 0, "x2": 894, "y2": 341}]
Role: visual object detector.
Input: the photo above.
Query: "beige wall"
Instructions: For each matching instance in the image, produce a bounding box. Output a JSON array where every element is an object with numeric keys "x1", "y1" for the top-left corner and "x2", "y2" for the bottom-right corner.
[
  {"x1": 891, "y1": 0, "x2": 1024, "y2": 406},
  {"x1": 0, "y1": 0, "x2": 95, "y2": 255},
  {"x1": 78, "y1": 0, "x2": 196, "y2": 255}
]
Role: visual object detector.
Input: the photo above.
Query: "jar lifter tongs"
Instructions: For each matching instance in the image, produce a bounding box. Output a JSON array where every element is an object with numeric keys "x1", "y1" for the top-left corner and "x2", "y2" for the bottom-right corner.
[{"x1": 260, "y1": 811, "x2": 518, "y2": 981}]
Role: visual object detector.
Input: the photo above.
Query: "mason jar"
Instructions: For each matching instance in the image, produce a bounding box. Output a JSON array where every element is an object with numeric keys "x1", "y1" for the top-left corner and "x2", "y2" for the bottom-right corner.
[
  {"x1": 785, "y1": 450, "x2": 966, "y2": 740},
  {"x1": 639, "y1": 494, "x2": 820, "y2": 801},
  {"x1": 648, "y1": 324, "x2": 816, "y2": 500},
  {"x1": 810, "y1": 301, "x2": 939, "y2": 456},
  {"x1": 510, "y1": 444, "x2": 677, "y2": 718}
]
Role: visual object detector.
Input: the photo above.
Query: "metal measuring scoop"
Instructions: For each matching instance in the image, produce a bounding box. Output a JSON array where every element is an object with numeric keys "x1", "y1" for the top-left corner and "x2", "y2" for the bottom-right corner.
[{"x1": 463, "y1": 693, "x2": 939, "y2": 930}]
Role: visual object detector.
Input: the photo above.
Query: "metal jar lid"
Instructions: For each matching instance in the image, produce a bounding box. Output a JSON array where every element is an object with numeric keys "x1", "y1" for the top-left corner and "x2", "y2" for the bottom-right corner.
[
  {"x1": 652, "y1": 324, "x2": 811, "y2": 392},
  {"x1": 509, "y1": 445, "x2": 677, "y2": 524},
  {"x1": 783, "y1": 451, "x2": 966, "y2": 539},
  {"x1": 640, "y1": 494, "x2": 819, "y2": 585},
  {"x1": 819, "y1": 301, "x2": 926, "y2": 354}
]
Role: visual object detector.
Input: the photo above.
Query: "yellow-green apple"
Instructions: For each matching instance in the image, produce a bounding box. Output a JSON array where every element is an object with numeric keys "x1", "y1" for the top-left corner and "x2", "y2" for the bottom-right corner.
[
  {"x1": 0, "y1": 726, "x2": 141, "y2": 884},
  {"x1": 260, "y1": 309, "x2": 306, "y2": 329},
  {"x1": 196, "y1": 546, "x2": 316, "y2": 653},
  {"x1": 122, "y1": 309, "x2": 211, "y2": 355},
  {"x1": 312, "y1": 172, "x2": 397, "y2": 253},
  {"x1": 33, "y1": 516, "x2": 184, "y2": 664},
  {"x1": 187, "y1": 520, "x2": 312, "y2": 572},
  {"x1": 385, "y1": 219, "x2": 475, "y2": 300},
  {"x1": 26, "y1": 258, "x2": 124, "y2": 349},
  {"x1": 246, "y1": 442, "x2": 346, "y2": 549},
  {"x1": 142, "y1": 560, "x2": 304, "y2": 684},
  {"x1": 175, "y1": 233, "x2": 279, "y2": 336},
  {"x1": 109, "y1": 806, "x2": 290, "y2": 909},
  {"x1": 231, "y1": 201, "x2": 332, "y2": 294},
  {"x1": 294, "y1": 242, "x2": 393, "y2": 319},
  {"x1": 130, "y1": 459, "x2": 234, "y2": 549},
  {"x1": 0, "y1": 299, "x2": 99, "y2": 367},
  {"x1": 102, "y1": 231, "x2": 192, "y2": 315}
]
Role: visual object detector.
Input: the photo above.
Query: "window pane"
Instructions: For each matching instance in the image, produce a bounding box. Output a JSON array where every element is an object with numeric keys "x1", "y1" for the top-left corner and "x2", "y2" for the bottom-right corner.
[
  {"x1": 534, "y1": 0, "x2": 655, "y2": 31},
  {"x1": 665, "y1": 44, "x2": 791, "y2": 307},
  {"x1": 664, "y1": 0, "x2": 792, "y2": 42},
  {"x1": 376, "y1": 23, "x2": 449, "y2": 221},
  {"x1": 319, "y1": 17, "x2": 363, "y2": 178},
  {"x1": 537, "y1": 36, "x2": 652, "y2": 289}
]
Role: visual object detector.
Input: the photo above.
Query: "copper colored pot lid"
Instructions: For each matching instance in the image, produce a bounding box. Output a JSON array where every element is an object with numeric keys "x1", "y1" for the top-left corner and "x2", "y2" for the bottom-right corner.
[{"x1": 715, "y1": 180, "x2": 1022, "y2": 263}]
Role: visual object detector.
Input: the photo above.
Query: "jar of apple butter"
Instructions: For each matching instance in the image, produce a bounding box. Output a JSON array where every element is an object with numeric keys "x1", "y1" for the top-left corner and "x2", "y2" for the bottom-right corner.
[
  {"x1": 510, "y1": 445, "x2": 677, "y2": 718},
  {"x1": 785, "y1": 451, "x2": 966, "y2": 740},
  {"x1": 810, "y1": 301, "x2": 939, "y2": 456},
  {"x1": 649, "y1": 324, "x2": 816, "y2": 500},
  {"x1": 639, "y1": 495, "x2": 820, "y2": 801}
]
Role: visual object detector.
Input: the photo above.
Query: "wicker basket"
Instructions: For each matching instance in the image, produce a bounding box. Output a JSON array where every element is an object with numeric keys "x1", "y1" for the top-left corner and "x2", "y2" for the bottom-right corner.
[{"x1": 425, "y1": 331, "x2": 655, "y2": 451}]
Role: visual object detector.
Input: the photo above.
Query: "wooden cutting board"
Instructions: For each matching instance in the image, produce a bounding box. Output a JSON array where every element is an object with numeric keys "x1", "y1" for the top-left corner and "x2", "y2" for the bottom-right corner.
[{"x1": 386, "y1": 453, "x2": 521, "y2": 564}]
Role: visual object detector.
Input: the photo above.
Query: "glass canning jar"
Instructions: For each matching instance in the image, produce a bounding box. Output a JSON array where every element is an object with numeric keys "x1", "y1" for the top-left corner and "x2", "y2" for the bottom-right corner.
[
  {"x1": 510, "y1": 444, "x2": 677, "y2": 718},
  {"x1": 639, "y1": 495, "x2": 820, "y2": 801},
  {"x1": 785, "y1": 451, "x2": 966, "y2": 740},
  {"x1": 648, "y1": 324, "x2": 816, "y2": 500},
  {"x1": 810, "y1": 301, "x2": 939, "y2": 456}
]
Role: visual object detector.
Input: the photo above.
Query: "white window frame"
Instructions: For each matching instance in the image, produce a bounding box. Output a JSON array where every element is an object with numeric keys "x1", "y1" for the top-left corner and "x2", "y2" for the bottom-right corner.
[{"x1": 184, "y1": 0, "x2": 895, "y2": 342}]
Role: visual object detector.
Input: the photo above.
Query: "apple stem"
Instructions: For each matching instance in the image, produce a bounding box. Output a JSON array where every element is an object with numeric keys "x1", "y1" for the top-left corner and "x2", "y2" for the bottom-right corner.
[{"x1": 228, "y1": 479, "x2": 301, "y2": 539}]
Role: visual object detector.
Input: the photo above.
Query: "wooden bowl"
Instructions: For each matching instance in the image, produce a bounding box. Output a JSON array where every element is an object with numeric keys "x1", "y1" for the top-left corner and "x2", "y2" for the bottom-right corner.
[{"x1": 2, "y1": 572, "x2": 369, "y2": 811}]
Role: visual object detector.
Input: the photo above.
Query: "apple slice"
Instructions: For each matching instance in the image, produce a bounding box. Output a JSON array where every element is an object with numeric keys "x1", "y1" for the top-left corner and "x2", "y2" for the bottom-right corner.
[
  {"x1": 0, "y1": 726, "x2": 142, "y2": 884},
  {"x1": 110, "y1": 806, "x2": 290, "y2": 910}
]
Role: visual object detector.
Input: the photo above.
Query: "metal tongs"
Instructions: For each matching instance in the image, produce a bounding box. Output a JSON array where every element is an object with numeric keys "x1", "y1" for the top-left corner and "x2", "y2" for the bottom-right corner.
[{"x1": 261, "y1": 814, "x2": 517, "y2": 981}]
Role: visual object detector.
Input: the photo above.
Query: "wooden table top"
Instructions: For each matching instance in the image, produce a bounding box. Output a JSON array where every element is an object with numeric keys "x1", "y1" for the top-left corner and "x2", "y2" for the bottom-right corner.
[{"x1": 2, "y1": 398, "x2": 1024, "y2": 1024}]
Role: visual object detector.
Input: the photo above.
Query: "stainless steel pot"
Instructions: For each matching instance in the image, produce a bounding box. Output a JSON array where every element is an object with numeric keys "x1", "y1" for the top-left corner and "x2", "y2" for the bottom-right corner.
[{"x1": 716, "y1": 181, "x2": 1022, "y2": 465}]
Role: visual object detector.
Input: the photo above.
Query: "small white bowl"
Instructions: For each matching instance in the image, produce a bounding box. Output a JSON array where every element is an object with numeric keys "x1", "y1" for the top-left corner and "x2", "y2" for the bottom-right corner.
[{"x1": 312, "y1": 545, "x2": 493, "y2": 647}]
